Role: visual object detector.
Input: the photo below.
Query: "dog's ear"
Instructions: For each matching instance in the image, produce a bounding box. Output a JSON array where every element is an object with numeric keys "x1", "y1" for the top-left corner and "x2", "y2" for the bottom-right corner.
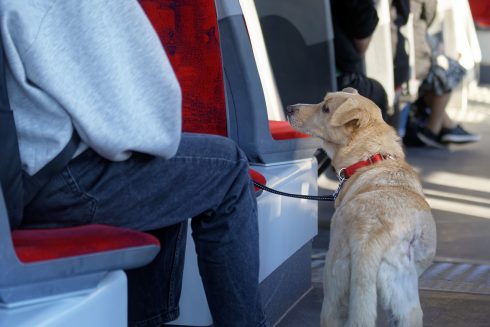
[
  {"x1": 341, "y1": 87, "x2": 359, "y2": 95},
  {"x1": 330, "y1": 98, "x2": 369, "y2": 128}
]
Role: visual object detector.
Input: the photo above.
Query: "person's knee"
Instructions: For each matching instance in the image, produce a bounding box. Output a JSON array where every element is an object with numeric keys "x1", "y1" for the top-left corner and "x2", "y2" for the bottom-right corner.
[
  {"x1": 216, "y1": 136, "x2": 248, "y2": 164},
  {"x1": 184, "y1": 135, "x2": 252, "y2": 195},
  {"x1": 210, "y1": 138, "x2": 255, "y2": 203}
]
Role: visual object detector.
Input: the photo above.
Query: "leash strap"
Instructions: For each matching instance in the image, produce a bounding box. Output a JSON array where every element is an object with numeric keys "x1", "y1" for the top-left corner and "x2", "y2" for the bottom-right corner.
[
  {"x1": 252, "y1": 153, "x2": 393, "y2": 202},
  {"x1": 253, "y1": 176, "x2": 346, "y2": 202}
]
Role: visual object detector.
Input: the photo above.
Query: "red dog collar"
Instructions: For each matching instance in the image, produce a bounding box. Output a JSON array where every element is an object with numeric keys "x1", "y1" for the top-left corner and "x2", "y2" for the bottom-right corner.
[{"x1": 341, "y1": 153, "x2": 387, "y2": 179}]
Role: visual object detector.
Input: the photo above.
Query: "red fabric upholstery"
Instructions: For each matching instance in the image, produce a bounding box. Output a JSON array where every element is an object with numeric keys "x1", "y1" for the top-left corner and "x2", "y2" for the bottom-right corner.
[
  {"x1": 249, "y1": 169, "x2": 266, "y2": 192},
  {"x1": 269, "y1": 120, "x2": 311, "y2": 140},
  {"x1": 469, "y1": 0, "x2": 490, "y2": 27},
  {"x1": 140, "y1": 0, "x2": 227, "y2": 136},
  {"x1": 476, "y1": 19, "x2": 490, "y2": 27},
  {"x1": 12, "y1": 225, "x2": 160, "y2": 263}
]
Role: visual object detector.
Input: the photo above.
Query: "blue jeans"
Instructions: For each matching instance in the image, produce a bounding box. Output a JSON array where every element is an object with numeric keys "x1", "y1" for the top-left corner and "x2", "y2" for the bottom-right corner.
[{"x1": 23, "y1": 133, "x2": 268, "y2": 327}]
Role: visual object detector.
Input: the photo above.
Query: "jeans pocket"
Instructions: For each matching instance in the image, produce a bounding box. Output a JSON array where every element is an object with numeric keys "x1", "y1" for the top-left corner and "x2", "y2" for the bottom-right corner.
[{"x1": 22, "y1": 167, "x2": 97, "y2": 228}]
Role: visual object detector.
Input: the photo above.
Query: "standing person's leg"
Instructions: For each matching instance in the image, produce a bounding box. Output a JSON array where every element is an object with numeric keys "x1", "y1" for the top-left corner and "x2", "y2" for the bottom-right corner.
[
  {"x1": 415, "y1": 90, "x2": 451, "y2": 148},
  {"x1": 423, "y1": 91, "x2": 453, "y2": 134},
  {"x1": 23, "y1": 133, "x2": 268, "y2": 327},
  {"x1": 417, "y1": 90, "x2": 479, "y2": 146}
]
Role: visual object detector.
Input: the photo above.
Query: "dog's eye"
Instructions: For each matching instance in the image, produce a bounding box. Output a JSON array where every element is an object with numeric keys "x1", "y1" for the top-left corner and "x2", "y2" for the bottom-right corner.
[{"x1": 322, "y1": 104, "x2": 330, "y2": 113}]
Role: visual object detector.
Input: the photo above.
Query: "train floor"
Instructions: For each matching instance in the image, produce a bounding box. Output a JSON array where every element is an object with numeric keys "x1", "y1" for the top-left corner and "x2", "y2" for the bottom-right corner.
[{"x1": 277, "y1": 85, "x2": 490, "y2": 327}]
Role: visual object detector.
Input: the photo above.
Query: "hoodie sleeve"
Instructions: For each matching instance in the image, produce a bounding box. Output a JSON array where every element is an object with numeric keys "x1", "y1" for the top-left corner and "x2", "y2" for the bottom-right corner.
[{"x1": 21, "y1": 0, "x2": 182, "y2": 161}]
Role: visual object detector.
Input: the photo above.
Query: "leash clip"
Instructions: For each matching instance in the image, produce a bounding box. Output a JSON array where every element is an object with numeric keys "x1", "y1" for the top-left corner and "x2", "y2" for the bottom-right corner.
[
  {"x1": 338, "y1": 168, "x2": 346, "y2": 180},
  {"x1": 332, "y1": 168, "x2": 347, "y2": 199}
]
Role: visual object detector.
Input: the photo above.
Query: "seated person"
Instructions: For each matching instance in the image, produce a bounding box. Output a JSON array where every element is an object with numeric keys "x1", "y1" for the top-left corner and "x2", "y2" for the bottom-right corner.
[
  {"x1": 1, "y1": 1, "x2": 268, "y2": 326},
  {"x1": 411, "y1": 0, "x2": 479, "y2": 148},
  {"x1": 331, "y1": 0, "x2": 389, "y2": 121}
]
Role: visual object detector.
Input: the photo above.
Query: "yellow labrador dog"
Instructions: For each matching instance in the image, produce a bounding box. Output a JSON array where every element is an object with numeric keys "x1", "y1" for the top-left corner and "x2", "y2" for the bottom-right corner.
[{"x1": 286, "y1": 88, "x2": 436, "y2": 327}]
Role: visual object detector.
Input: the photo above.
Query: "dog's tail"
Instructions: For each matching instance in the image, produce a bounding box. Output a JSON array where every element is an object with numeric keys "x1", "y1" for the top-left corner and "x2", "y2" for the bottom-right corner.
[{"x1": 347, "y1": 245, "x2": 384, "y2": 327}]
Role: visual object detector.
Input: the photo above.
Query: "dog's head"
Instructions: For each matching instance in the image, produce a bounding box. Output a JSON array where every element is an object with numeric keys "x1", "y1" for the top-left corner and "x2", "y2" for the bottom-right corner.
[{"x1": 286, "y1": 88, "x2": 385, "y2": 158}]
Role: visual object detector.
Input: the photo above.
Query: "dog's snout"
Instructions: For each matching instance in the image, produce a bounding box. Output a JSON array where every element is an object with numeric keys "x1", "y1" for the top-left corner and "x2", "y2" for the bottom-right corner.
[
  {"x1": 286, "y1": 105, "x2": 297, "y2": 115},
  {"x1": 286, "y1": 104, "x2": 304, "y2": 115}
]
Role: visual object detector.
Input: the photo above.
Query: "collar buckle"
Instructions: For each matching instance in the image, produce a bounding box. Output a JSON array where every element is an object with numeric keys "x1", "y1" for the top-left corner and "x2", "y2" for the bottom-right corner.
[{"x1": 332, "y1": 168, "x2": 347, "y2": 200}]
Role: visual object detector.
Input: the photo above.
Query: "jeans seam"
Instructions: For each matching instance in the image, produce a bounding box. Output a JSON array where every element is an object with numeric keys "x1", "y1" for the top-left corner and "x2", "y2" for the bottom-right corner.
[
  {"x1": 167, "y1": 221, "x2": 186, "y2": 307},
  {"x1": 62, "y1": 166, "x2": 98, "y2": 219},
  {"x1": 257, "y1": 317, "x2": 270, "y2": 327},
  {"x1": 171, "y1": 155, "x2": 249, "y2": 165}
]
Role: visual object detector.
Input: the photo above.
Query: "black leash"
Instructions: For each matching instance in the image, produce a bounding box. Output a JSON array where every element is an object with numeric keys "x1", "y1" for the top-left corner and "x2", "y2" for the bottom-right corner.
[{"x1": 253, "y1": 173, "x2": 346, "y2": 202}]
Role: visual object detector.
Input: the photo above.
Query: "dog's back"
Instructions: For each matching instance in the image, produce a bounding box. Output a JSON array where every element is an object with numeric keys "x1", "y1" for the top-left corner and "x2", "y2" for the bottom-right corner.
[{"x1": 329, "y1": 157, "x2": 435, "y2": 327}]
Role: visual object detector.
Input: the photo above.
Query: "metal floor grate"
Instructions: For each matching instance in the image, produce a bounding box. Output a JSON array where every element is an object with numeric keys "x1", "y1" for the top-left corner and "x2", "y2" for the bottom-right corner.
[{"x1": 419, "y1": 261, "x2": 490, "y2": 295}]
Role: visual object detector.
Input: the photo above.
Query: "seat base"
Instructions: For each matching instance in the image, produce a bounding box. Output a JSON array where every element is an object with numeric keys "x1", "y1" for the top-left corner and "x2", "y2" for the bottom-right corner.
[
  {"x1": 0, "y1": 271, "x2": 127, "y2": 327},
  {"x1": 260, "y1": 241, "x2": 313, "y2": 325}
]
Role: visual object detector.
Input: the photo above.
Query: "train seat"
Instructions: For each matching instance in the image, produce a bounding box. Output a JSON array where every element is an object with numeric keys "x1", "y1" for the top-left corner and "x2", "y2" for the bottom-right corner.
[
  {"x1": 469, "y1": 0, "x2": 490, "y2": 28},
  {"x1": 140, "y1": 0, "x2": 320, "y2": 325},
  {"x1": 0, "y1": 188, "x2": 160, "y2": 327}
]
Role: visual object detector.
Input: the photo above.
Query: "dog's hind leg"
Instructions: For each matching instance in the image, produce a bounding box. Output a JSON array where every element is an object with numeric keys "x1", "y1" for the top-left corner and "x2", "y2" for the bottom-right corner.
[
  {"x1": 345, "y1": 235, "x2": 388, "y2": 327},
  {"x1": 378, "y1": 260, "x2": 423, "y2": 327},
  {"x1": 321, "y1": 255, "x2": 350, "y2": 327}
]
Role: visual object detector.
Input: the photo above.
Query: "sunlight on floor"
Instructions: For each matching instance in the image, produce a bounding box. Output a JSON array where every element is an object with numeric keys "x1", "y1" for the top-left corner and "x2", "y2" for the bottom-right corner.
[
  {"x1": 446, "y1": 84, "x2": 490, "y2": 123},
  {"x1": 423, "y1": 171, "x2": 490, "y2": 219},
  {"x1": 318, "y1": 171, "x2": 490, "y2": 219},
  {"x1": 423, "y1": 189, "x2": 490, "y2": 206},
  {"x1": 425, "y1": 197, "x2": 490, "y2": 220},
  {"x1": 447, "y1": 105, "x2": 489, "y2": 123},
  {"x1": 424, "y1": 172, "x2": 490, "y2": 194}
]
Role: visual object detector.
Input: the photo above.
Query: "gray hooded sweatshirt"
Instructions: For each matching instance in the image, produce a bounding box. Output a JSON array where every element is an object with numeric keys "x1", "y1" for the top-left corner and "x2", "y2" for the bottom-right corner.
[{"x1": 1, "y1": 0, "x2": 182, "y2": 175}]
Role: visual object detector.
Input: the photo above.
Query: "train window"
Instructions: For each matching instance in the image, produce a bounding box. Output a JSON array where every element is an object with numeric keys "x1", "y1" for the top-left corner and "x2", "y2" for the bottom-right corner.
[{"x1": 241, "y1": 0, "x2": 337, "y2": 121}]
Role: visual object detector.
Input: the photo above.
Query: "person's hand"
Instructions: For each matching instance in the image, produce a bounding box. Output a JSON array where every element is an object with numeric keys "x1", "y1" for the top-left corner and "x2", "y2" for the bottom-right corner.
[{"x1": 353, "y1": 36, "x2": 372, "y2": 56}]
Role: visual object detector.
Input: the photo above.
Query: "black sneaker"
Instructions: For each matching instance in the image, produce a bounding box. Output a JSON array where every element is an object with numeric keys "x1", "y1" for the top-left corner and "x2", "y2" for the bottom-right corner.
[
  {"x1": 416, "y1": 127, "x2": 447, "y2": 149},
  {"x1": 439, "y1": 125, "x2": 480, "y2": 144}
]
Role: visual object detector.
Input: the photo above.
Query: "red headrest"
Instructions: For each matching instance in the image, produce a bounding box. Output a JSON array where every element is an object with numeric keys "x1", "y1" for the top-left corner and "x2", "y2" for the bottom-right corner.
[
  {"x1": 468, "y1": 0, "x2": 490, "y2": 27},
  {"x1": 140, "y1": 0, "x2": 227, "y2": 136}
]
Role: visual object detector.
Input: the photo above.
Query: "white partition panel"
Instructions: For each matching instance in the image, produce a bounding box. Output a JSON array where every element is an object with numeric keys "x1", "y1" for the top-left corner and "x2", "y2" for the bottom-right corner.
[
  {"x1": 0, "y1": 271, "x2": 127, "y2": 327},
  {"x1": 429, "y1": 0, "x2": 482, "y2": 113},
  {"x1": 365, "y1": 0, "x2": 395, "y2": 110}
]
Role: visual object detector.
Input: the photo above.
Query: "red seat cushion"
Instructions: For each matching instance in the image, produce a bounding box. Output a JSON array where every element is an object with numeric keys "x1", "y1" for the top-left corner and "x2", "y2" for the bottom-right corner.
[
  {"x1": 13, "y1": 225, "x2": 160, "y2": 263},
  {"x1": 249, "y1": 169, "x2": 266, "y2": 192},
  {"x1": 469, "y1": 0, "x2": 490, "y2": 27},
  {"x1": 476, "y1": 18, "x2": 490, "y2": 28},
  {"x1": 269, "y1": 120, "x2": 311, "y2": 140},
  {"x1": 141, "y1": 0, "x2": 227, "y2": 136}
]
